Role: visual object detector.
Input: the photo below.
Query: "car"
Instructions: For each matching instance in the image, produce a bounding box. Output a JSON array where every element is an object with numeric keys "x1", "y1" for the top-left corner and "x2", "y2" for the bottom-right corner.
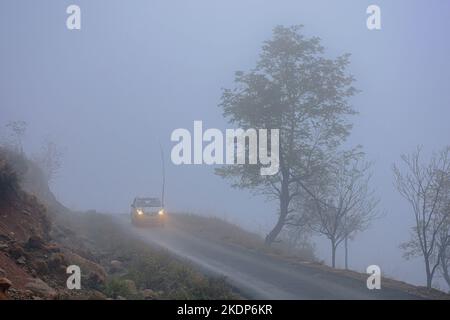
[{"x1": 131, "y1": 197, "x2": 166, "y2": 227}]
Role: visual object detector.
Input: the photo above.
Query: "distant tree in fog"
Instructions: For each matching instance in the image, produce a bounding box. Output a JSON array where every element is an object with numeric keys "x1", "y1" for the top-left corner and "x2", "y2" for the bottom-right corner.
[
  {"x1": 5, "y1": 120, "x2": 27, "y2": 154},
  {"x1": 216, "y1": 25, "x2": 358, "y2": 246},
  {"x1": 394, "y1": 146, "x2": 450, "y2": 289},
  {"x1": 296, "y1": 152, "x2": 378, "y2": 268},
  {"x1": 438, "y1": 215, "x2": 450, "y2": 290},
  {"x1": 34, "y1": 139, "x2": 64, "y2": 184}
]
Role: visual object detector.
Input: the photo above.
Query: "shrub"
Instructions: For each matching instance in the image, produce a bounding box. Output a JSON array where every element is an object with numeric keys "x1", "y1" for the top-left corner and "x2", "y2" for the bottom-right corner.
[
  {"x1": 0, "y1": 157, "x2": 19, "y2": 200},
  {"x1": 60, "y1": 212, "x2": 238, "y2": 299},
  {"x1": 104, "y1": 278, "x2": 140, "y2": 299}
]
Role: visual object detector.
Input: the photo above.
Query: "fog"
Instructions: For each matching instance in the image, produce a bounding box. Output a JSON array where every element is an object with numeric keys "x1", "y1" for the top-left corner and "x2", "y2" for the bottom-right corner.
[{"x1": 1, "y1": 0, "x2": 450, "y2": 288}]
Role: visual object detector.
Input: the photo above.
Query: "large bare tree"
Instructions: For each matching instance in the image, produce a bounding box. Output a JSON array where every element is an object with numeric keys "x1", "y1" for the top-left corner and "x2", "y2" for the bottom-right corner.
[{"x1": 393, "y1": 146, "x2": 450, "y2": 289}]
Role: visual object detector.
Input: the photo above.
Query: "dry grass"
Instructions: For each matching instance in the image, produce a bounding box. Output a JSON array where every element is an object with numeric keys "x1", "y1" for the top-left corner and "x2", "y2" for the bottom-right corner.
[
  {"x1": 169, "y1": 213, "x2": 315, "y2": 261},
  {"x1": 57, "y1": 211, "x2": 239, "y2": 300}
]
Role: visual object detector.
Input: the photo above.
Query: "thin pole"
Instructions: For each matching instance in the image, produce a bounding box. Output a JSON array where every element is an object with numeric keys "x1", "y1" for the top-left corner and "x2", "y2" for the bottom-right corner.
[{"x1": 159, "y1": 143, "x2": 166, "y2": 208}]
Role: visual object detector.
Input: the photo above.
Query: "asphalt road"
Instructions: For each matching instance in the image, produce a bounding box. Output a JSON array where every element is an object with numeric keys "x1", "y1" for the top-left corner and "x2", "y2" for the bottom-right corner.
[{"x1": 115, "y1": 216, "x2": 421, "y2": 300}]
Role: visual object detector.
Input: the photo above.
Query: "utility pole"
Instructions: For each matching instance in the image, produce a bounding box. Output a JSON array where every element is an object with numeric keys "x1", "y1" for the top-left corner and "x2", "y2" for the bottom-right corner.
[{"x1": 159, "y1": 143, "x2": 166, "y2": 208}]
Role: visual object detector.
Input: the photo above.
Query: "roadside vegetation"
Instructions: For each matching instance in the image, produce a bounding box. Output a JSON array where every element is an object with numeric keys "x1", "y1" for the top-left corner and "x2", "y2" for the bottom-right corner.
[
  {"x1": 0, "y1": 144, "x2": 238, "y2": 300},
  {"x1": 169, "y1": 213, "x2": 315, "y2": 261},
  {"x1": 58, "y1": 211, "x2": 239, "y2": 300}
]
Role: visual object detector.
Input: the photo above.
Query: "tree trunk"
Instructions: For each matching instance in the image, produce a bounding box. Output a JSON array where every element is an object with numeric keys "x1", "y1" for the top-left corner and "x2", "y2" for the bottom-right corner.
[
  {"x1": 264, "y1": 211, "x2": 287, "y2": 246},
  {"x1": 331, "y1": 240, "x2": 337, "y2": 268},
  {"x1": 424, "y1": 255, "x2": 432, "y2": 289},
  {"x1": 265, "y1": 168, "x2": 289, "y2": 246}
]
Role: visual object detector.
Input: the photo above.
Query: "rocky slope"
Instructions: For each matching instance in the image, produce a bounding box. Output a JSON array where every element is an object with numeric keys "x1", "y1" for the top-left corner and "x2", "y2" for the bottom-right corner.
[
  {"x1": 0, "y1": 147, "x2": 237, "y2": 300},
  {"x1": 0, "y1": 147, "x2": 107, "y2": 299}
]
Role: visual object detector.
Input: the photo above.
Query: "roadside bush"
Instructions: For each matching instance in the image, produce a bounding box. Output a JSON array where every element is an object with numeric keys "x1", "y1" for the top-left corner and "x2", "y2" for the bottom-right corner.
[
  {"x1": 104, "y1": 278, "x2": 141, "y2": 299},
  {"x1": 0, "y1": 156, "x2": 19, "y2": 200},
  {"x1": 59, "y1": 212, "x2": 239, "y2": 300}
]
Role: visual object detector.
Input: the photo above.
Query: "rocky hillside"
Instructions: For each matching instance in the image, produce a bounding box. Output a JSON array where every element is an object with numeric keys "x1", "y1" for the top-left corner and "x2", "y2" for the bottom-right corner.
[
  {"x1": 0, "y1": 147, "x2": 237, "y2": 300},
  {"x1": 0, "y1": 147, "x2": 108, "y2": 299}
]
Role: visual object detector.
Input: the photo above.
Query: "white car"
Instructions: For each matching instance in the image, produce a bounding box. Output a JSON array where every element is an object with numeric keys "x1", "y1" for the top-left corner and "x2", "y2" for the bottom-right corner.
[{"x1": 131, "y1": 197, "x2": 165, "y2": 227}]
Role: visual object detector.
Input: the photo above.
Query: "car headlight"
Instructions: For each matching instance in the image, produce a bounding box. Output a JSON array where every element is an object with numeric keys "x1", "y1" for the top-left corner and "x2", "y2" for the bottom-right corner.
[
  {"x1": 158, "y1": 209, "x2": 165, "y2": 216},
  {"x1": 137, "y1": 209, "x2": 144, "y2": 215}
]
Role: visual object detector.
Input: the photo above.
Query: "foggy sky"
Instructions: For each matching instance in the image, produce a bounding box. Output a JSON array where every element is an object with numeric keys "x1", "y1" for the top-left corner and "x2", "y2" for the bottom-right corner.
[{"x1": 1, "y1": 0, "x2": 450, "y2": 287}]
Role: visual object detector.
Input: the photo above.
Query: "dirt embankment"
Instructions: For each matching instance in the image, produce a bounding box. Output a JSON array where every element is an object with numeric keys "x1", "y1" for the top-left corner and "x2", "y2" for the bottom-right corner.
[
  {"x1": 0, "y1": 147, "x2": 237, "y2": 300},
  {"x1": 0, "y1": 147, "x2": 108, "y2": 299}
]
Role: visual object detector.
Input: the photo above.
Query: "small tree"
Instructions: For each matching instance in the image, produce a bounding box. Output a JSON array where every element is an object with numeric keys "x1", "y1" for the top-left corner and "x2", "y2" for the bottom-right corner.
[
  {"x1": 5, "y1": 121, "x2": 27, "y2": 154},
  {"x1": 0, "y1": 151, "x2": 19, "y2": 200},
  {"x1": 393, "y1": 146, "x2": 450, "y2": 289},
  {"x1": 35, "y1": 140, "x2": 64, "y2": 184},
  {"x1": 299, "y1": 153, "x2": 378, "y2": 268}
]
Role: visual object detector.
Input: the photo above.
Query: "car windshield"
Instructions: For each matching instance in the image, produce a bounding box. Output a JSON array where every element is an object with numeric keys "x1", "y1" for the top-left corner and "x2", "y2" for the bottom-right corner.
[{"x1": 135, "y1": 198, "x2": 161, "y2": 207}]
